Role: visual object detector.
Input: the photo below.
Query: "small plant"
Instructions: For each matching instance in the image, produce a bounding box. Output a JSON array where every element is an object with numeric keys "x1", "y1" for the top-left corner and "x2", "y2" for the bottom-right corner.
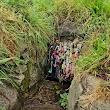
[
  {"x1": 59, "y1": 92, "x2": 68, "y2": 108},
  {"x1": 0, "y1": 106, "x2": 6, "y2": 110}
]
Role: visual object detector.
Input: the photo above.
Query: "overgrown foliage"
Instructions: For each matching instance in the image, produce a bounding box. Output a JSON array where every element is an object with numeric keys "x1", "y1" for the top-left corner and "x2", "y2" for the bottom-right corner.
[
  {"x1": 0, "y1": 0, "x2": 110, "y2": 101},
  {"x1": 75, "y1": 0, "x2": 110, "y2": 80},
  {"x1": 0, "y1": 0, "x2": 88, "y2": 90},
  {"x1": 73, "y1": 0, "x2": 110, "y2": 102},
  {"x1": 0, "y1": 0, "x2": 55, "y2": 89}
]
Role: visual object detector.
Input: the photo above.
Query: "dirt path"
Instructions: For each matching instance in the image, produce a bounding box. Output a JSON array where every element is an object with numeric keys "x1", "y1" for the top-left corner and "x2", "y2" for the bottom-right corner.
[{"x1": 21, "y1": 80, "x2": 65, "y2": 110}]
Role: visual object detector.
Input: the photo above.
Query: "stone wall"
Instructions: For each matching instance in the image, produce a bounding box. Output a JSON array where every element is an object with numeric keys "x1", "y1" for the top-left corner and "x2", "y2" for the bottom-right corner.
[
  {"x1": 58, "y1": 21, "x2": 85, "y2": 40},
  {"x1": 0, "y1": 64, "x2": 43, "y2": 110},
  {"x1": 68, "y1": 75, "x2": 110, "y2": 110},
  {"x1": 0, "y1": 84, "x2": 18, "y2": 110}
]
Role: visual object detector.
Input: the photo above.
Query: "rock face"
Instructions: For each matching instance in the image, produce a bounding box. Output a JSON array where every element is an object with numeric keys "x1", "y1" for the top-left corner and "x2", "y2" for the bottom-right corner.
[
  {"x1": 58, "y1": 22, "x2": 76, "y2": 39},
  {"x1": 68, "y1": 77, "x2": 83, "y2": 110},
  {"x1": 9, "y1": 65, "x2": 26, "y2": 86},
  {"x1": 58, "y1": 21, "x2": 85, "y2": 40},
  {"x1": 0, "y1": 84, "x2": 18, "y2": 110},
  {"x1": 68, "y1": 75, "x2": 110, "y2": 110},
  {"x1": 0, "y1": 63, "x2": 43, "y2": 110},
  {"x1": 0, "y1": 40, "x2": 43, "y2": 110},
  {"x1": 29, "y1": 66, "x2": 43, "y2": 88}
]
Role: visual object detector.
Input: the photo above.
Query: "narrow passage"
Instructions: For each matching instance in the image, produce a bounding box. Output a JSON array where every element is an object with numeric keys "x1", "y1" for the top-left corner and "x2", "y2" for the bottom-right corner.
[
  {"x1": 21, "y1": 38, "x2": 83, "y2": 110},
  {"x1": 21, "y1": 81, "x2": 65, "y2": 110}
]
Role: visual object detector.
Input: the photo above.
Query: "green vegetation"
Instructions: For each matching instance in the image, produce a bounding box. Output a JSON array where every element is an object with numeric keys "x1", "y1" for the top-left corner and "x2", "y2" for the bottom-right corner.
[
  {"x1": 0, "y1": 107, "x2": 6, "y2": 110},
  {"x1": 59, "y1": 92, "x2": 68, "y2": 108},
  {"x1": 0, "y1": 0, "x2": 110, "y2": 104},
  {"x1": 75, "y1": 0, "x2": 110, "y2": 83},
  {"x1": 0, "y1": 0, "x2": 87, "y2": 91},
  {"x1": 0, "y1": 0, "x2": 55, "y2": 90},
  {"x1": 56, "y1": 89, "x2": 68, "y2": 108},
  {"x1": 74, "y1": 0, "x2": 110, "y2": 102}
]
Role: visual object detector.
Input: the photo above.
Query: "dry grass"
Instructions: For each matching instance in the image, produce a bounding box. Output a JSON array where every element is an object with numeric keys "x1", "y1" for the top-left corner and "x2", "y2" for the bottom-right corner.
[{"x1": 79, "y1": 86, "x2": 110, "y2": 108}]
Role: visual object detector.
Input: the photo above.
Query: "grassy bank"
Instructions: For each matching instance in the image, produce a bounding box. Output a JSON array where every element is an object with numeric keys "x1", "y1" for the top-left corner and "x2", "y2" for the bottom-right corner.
[
  {"x1": 0, "y1": 0, "x2": 55, "y2": 89},
  {"x1": 0, "y1": 0, "x2": 110, "y2": 92}
]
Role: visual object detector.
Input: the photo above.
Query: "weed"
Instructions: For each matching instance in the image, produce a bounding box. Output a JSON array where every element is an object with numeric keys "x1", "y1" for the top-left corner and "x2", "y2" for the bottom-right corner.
[{"x1": 59, "y1": 92, "x2": 68, "y2": 108}]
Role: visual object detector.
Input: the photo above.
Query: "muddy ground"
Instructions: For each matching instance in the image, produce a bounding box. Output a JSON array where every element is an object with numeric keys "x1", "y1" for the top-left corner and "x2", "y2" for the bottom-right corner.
[{"x1": 21, "y1": 80, "x2": 67, "y2": 110}]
